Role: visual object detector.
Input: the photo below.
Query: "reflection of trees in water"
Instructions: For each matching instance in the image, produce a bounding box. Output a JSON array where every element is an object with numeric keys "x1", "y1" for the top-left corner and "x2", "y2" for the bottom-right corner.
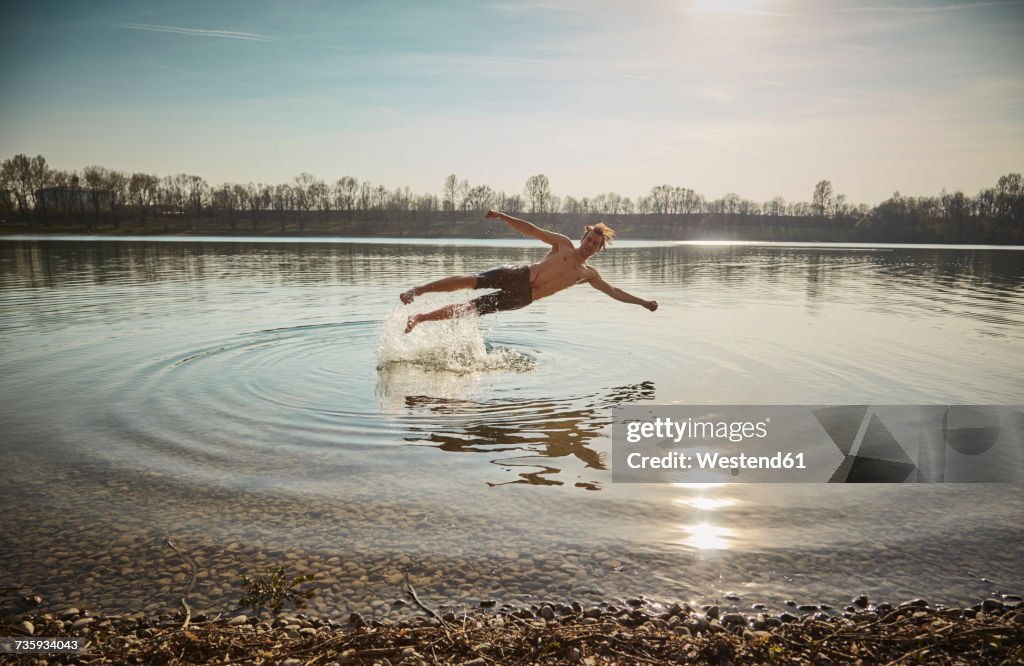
[
  {"x1": 402, "y1": 381, "x2": 656, "y2": 490},
  {"x1": 603, "y1": 245, "x2": 1024, "y2": 328},
  {"x1": 0, "y1": 239, "x2": 548, "y2": 290},
  {"x1": 603, "y1": 245, "x2": 1024, "y2": 299},
  {"x1": 5, "y1": 241, "x2": 1022, "y2": 311}
]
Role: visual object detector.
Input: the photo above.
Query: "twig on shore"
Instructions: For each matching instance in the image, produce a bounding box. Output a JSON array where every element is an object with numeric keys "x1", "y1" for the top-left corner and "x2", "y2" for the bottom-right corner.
[
  {"x1": 402, "y1": 570, "x2": 463, "y2": 652},
  {"x1": 164, "y1": 539, "x2": 198, "y2": 630},
  {"x1": 402, "y1": 571, "x2": 440, "y2": 622}
]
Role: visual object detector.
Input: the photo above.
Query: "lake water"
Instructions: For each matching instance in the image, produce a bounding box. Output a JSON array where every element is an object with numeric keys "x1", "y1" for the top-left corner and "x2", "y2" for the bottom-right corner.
[{"x1": 1, "y1": 237, "x2": 1023, "y2": 620}]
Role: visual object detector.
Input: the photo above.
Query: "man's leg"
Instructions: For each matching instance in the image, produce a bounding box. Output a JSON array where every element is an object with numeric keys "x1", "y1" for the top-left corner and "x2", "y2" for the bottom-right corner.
[
  {"x1": 401, "y1": 275, "x2": 477, "y2": 304},
  {"x1": 406, "y1": 302, "x2": 475, "y2": 334}
]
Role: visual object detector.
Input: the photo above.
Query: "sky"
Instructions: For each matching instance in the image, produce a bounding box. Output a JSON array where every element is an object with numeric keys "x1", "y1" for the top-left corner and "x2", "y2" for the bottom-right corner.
[{"x1": 1, "y1": 0, "x2": 1022, "y2": 205}]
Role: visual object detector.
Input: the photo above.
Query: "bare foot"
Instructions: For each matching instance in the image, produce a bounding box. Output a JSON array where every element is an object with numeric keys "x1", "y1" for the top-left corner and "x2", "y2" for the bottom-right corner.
[
  {"x1": 405, "y1": 315, "x2": 419, "y2": 334},
  {"x1": 400, "y1": 288, "x2": 416, "y2": 305}
]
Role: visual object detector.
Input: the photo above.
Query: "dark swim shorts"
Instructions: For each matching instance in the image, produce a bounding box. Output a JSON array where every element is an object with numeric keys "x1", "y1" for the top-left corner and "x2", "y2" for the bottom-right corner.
[{"x1": 470, "y1": 265, "x2": 532, "y2": 315}]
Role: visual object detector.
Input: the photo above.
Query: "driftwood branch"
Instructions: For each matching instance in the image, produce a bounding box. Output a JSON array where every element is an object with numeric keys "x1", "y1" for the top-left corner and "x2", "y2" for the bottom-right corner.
[{"x1": 164, "y1": 539, "x2": 199, "y2": 630}]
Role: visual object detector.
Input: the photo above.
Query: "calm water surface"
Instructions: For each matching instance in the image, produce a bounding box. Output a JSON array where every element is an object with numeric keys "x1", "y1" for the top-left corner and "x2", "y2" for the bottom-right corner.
[{"x1": 1, "y1": 237, "x2": 1022, "y2": 619}]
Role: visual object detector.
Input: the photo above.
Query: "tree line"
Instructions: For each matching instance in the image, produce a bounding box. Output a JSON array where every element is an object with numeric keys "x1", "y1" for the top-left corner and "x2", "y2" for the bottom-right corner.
[{"x1": 1, "y1": 153, "x2": 1021, "y2": 243}]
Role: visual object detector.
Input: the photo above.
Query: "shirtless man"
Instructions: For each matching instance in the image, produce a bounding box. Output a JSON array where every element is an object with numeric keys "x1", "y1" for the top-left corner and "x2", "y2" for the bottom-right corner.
[{"x1": 401, "y1": 209, "x2": 658, "y2": 333}]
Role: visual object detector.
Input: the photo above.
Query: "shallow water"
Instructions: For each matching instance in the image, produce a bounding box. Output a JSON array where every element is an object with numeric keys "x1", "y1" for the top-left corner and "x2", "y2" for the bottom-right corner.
[{"x1": 1, "y1": 237, "x2": 1022, "y2": 619}]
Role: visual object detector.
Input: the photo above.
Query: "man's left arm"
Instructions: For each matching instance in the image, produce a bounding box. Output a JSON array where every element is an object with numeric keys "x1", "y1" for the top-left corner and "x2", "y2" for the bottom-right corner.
[{"x1": 588, "y1": 271, "x2": 658, "y2": 311}]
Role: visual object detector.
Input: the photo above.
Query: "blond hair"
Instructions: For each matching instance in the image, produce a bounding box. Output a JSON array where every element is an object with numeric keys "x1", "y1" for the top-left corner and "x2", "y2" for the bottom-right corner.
[{"x1": 584, "y1": 222, "x2": 616, "y2": 249}]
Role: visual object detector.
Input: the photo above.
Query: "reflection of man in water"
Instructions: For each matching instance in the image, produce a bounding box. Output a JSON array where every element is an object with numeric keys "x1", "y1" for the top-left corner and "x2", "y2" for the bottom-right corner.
[{"x1": 401, "y1": 209, "x2": 659, "y2": 333}]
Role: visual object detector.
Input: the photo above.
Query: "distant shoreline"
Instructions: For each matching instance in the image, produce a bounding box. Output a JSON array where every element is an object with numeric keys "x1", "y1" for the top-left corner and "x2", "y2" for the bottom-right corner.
[
  {"x1": 4, "y1": 229, "x2": 1024, "y2": 250},
  {"x1": 1, "y1": 211, "x2": 862, "y2": 242},
  {"x1": 2, "y1": 212, "x2": 1023, "y2": 246},
  {"x1": 4, "y1": 233, "x2": 1024, "y2": 251}
]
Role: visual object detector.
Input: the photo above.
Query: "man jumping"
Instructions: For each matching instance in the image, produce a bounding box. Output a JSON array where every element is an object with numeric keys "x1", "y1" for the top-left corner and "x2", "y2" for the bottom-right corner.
[{"x1": 401, "y1": 209, "x2": 658, "y2": 333}]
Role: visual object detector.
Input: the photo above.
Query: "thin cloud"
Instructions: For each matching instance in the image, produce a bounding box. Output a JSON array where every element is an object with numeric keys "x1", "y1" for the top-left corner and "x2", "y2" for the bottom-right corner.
[
  {"x1": 140, "y1": 59, "x2": 262, "y2": 90},
  {"x1": 817, "y1": 1, "x2": 1019, "y2": 14},
  {"x1": 697, "y1": 88, "x2": 734, "y2": 101},
  {"x1": 378, "y1": 106, "x2": 410, "y2": 126},
  {"x1": 466, "y1": 54, "x2": 652, "y2": 81},
  {"x1": 117, "y1": 23, "x2": 271, "y2": 42},
  {"x1": 487, "y1": 0, "x2": 620, "y2": 20}
]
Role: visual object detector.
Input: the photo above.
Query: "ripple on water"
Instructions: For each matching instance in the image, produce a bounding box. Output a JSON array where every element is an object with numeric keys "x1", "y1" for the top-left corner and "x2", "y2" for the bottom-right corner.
[
  {"x1": 93, "y1": 300, "x2": 657, "y2": 495},
  {"x1": 82, "y1": 319, "x2": 397, "y2": 486},
  {"x1": 70, "y1": 305, "x2": 573, "y2": 495}
]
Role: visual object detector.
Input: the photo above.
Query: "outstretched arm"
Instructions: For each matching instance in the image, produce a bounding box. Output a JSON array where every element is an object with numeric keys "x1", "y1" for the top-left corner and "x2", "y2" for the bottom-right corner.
[
  {"x1": 588, "y1": 270, "x2": 658, "y2": 311},
  {"x1": 486, "y1": 209, "x2": 570, "y2": 247}
]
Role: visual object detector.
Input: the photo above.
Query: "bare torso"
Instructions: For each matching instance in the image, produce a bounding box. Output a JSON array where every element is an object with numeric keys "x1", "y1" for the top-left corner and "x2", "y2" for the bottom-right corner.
[{"x1": 528, "y1": 242, "x2": 594, "y2": 301}]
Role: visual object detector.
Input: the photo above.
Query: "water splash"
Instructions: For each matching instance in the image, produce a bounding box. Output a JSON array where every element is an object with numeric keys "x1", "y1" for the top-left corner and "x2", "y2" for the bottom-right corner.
[{"x1": 376, "y1": 297, "x2": 534, "y2": 374}]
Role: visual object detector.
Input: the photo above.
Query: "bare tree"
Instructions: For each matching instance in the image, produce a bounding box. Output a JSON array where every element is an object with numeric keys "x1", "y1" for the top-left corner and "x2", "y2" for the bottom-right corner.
[
  {"x1": 271, "y1": 184, "x2": 290, "y2": 212},
  {"x1": 250, "y1": 183, "x2": 272, "y2": 230},
  {"x1": 548, "y1": 195, "x2": 561, "y2": 214},
  {"x1": 975, "y1": 187, "x2": 995, "y2": 219},
  {"x1": 442, "y1": 174, "x2": 458, "y2": 217},
  {"x1": 457, "y1": 178, "x2": 470, "y2": 212},
  {"x1": 185, "y1": 175, "x2": 208, "y2": 219},
  {"x1": 233, "y1": 184, "x2": 250, "y2": 217},
  {"x1": 833, "y1": 192, "x2": 848, "y2": 218},
  {"x1": 105, "y1": 170, "x2": 129, "y2": 228},
  {"x1": 212, "y1": 183, "x2": 237, "y2": 229},
  {"x1": 356, "y1": 181, "x2": 373, "y2": 211},
  {"x1": 940, "y1": 189, "x2": 969, "y2": 223},
  {"x1": 2, "y1": 154, "x2": 51, "y2": 220},
  {"x1": 649, "y1": 185, "x2": 671, "y2": 215},
  {"x1": 160, "y1": 174, "x2": 186, "y2": 215},
  {"x1": 465, "y1": 184, "x2": 496, "y2": 212},
  {"x1": 129, "y1": 173, "x2": 159, "y2": 222},
  {"x1": 763, "y1": 197, "x2": 785, "y2": 217},
  {"x1": 524, "y1": 174, "x2": 552, "y2": 213},
  {"x1": 737, "y1": 198, "x2": 760, "y2": 215},
  {"x1": 813, "y1": 180, "x2": 834, "y2": 218},
  {"x1": 334, "y1": 176, "x2": 358, "y2": 212},
  {"x1": 995, "y1": 173, "x2": 1023, "y2": 221},
  {"x1": 83, "y1": 166, "x2": 113, "y2": 226},
  {"x1": 789, "y1": 201, "x2": 811, "y2": 217},
  {"x1": 501, "y1": 193, "x2": 523, "y2": 214},
  {"x1": 38, "y1": 169, "x2": 78, "y2": 220},
  {"x1": 418, "y1": 193, "x2": 439, "y2": 212},
  {"x1": 605, "y1": 192, "x2": 623, "y2": 215},
  {"x1": 293, "y1": 173, "x2": 315, "y2": 211},
  {"x1": 722, "y1": 193, "x2": 741, "y2": 215},
  {"x1": 310, "y1": 179, "x2": 330, "y2": 226}
]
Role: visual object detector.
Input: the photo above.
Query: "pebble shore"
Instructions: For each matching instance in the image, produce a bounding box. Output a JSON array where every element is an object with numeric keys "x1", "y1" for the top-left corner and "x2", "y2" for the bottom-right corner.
[
  {"x1": 3, "y1": 593, "x2": 1022, "y2": 665},
  {"x1": 7, "y1": 477, "x2": 1023, "y2": 626}
]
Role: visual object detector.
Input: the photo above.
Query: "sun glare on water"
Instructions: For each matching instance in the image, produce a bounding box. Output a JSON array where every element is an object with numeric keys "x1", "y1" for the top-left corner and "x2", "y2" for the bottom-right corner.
[
  {"x1": 681, "y1": 522, "x2": 735, "y2": 550},
  {"x1": 675, "y1": 496, "x2": 736, "y2": 511}
]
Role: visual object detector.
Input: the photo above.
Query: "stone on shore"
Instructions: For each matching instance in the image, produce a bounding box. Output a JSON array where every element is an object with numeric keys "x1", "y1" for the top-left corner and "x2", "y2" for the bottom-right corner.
[{"x1": 721, "y1": 613, "x2": 747, "y2": 628}]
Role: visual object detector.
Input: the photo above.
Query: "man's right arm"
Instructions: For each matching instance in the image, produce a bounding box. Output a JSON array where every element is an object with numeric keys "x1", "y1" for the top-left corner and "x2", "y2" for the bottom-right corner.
[{"x1": 486, "y1": 209, "x2": 570, "y2": 247}]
